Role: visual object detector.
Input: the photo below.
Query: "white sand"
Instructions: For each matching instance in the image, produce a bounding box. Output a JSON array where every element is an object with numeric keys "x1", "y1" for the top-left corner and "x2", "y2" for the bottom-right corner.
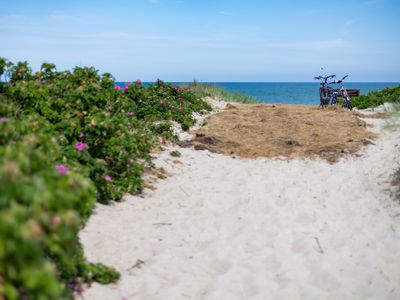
[{"x1": 80, "y1": 114, "x2": 400, "y2": 300}]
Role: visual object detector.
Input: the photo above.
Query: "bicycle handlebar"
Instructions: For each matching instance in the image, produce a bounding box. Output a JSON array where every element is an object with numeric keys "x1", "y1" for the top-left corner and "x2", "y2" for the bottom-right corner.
[{"x1": 314, "y1": 74, "x2": 336, "y2": 82}]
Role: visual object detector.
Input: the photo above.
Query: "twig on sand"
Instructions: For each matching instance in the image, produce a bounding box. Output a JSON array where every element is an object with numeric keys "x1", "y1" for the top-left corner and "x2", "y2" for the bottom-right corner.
[
  {"x1": 179, "y1": 186, "x2": 190, "y2": 197},
  {"x1": 127, "y1": 259, "x2": 145, "y2": 271},
  {"x1": 314, "y1": 237, "x2": 324, "y2": 254},
  {"x1": 152, "y1": 222, "x2": 172, "y2": 226}
]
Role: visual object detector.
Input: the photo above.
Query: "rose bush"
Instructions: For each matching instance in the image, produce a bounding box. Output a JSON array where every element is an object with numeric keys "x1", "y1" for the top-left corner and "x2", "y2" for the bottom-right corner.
[
  {"x1": 0, "y1": 58, "x2": 211, "y2": 299},
  {"x1": 0, "y1": 99, "x2": 119, "y2": 300}
]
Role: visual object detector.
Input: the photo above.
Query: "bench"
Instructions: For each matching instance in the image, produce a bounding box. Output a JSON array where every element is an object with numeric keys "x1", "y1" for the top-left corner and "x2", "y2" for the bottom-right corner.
[
  {"x1": 328, "y1": 89, "x2": 360, "y2": 98},
  {"x1": 346, "y1": 89, "x2": 360, "y2": 97}
]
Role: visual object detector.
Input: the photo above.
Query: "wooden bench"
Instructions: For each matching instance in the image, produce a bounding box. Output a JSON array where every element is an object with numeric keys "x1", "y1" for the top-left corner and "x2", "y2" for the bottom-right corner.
[
  {"x1": 328, "y1": 89, "x2": 360, "y2": 98},
  {"x1": 346, "y1": 89, "x2": 360, "y2": 97}
]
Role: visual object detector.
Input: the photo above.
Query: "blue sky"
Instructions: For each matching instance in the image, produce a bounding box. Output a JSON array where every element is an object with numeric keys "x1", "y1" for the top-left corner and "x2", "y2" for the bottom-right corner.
[{"x1": 1, "y1": 0, "x2": 399, "y2": 81}]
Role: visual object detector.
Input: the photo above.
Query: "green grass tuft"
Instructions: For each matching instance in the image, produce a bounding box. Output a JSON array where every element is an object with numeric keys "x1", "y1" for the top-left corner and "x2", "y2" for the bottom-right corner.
[
  {"x1": 351, "y1": 85, "x2": 400, "y2": 201},
  {"x1": 380, "y1": 101, "x2": 400, "y2": 201},
  {"x1": 169, "y1": 150, "x2": 181, "y2": 157},
  {"x1": 180, "y1": 82, "x2": 259, "y2": 104}
]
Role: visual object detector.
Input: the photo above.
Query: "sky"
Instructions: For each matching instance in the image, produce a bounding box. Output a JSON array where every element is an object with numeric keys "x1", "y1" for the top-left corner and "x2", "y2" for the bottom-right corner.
[{"x1": 0, "y1": 0, "x2": 399, "y2": 82}]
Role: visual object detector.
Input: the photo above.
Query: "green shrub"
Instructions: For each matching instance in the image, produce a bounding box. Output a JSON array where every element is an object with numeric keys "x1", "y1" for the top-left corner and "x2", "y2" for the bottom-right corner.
[
  {"x1": 352, "y1": 85, "x2": 400, "y2": 109},
  {"x1": 2, "y1": 62, "x2": 212, "y2": 203},
  {"x1": 0, "y1": 58, "x2": 213, "y2": 299},
  {"x1": 0, "y1": 110, "x2": 118, "y2": 300},
  {"x1": 132, "y1": 79, "x2": 212, "y2": 130}
]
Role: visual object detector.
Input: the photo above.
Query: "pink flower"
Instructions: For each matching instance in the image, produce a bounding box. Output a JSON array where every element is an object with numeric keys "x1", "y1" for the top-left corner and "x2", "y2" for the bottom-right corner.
[
  {"x1": 115, "y1": 86, "x2": 122, "y2": 91},
  {"x1": 159, "y1": 100, "x2": 164, "y2": 105},
  {"x1": 124, "y1": 87, "x2": 129, "y2": 93},
  {"x1": 55, "y1": 165, "x2": 69, "y2": 174},
  {"x1": 79, "y1": 132, "x2": 85, "y2": 138},
  {"x1": 75, "y1": 142, "x2": 85, "y2": 152},
  {"x1": 104, "y1": 175, "x2": 112, "y2": 182},
  {"x1": 178, "y1": 107, "x2": 184, "y2": 112},
  {"x1": 0, "y1": 117, "x2": 8, "y2": 123},
  {"x1": 135, "y1": 79, "x2": 142, "y2": 84},
  {"x1": 124, "y1": 82, "x2": 131, "y2": 87},
  {"x1": 127, "y1": 111, "x2": 134, "y2": 116}
]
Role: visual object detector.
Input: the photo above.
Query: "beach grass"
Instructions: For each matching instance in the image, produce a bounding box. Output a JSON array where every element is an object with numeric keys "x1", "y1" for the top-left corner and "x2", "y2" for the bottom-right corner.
[
  {"x1": 352, "y1": 85, "x2": 400, "y2": 200},
  {"x1": 180, "y1": 82, "x2": 259, "y2": 104},
  {"x1": 383, "y1": 103, "x2": 400, "y2": 130},
  {"x1": 389, "y1": 104, "x2": 400, "y2": 199}
]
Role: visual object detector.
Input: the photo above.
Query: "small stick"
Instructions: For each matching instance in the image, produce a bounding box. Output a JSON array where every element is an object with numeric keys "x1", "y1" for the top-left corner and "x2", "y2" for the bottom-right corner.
[
  {"x1": 127, "y1": 259, "x2": 145, "y2": 271},
  {"x1": 179, "y1": 186, "x2": 190, "y2": 197},
  {"x1": 152, "y1": 222, "x2": 172, "y2": 226},
  {"x1": 314, "y1": 237, "x2": 324, "y2": 254}
]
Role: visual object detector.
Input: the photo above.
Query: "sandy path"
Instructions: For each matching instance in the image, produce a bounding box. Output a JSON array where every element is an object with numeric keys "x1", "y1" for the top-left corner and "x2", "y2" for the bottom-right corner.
[{"x1": 80, "y1": 117, "x2": 400, "y2": 300}]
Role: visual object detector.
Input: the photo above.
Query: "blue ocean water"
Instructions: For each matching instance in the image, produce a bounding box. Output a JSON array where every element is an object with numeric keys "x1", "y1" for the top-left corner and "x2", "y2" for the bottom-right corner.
[
  {"x1": 210, "y1": 82, "x2": 399, "y2": 105},
  {"x1": 116, "y1": 82, "x2": 399, "y2": 105}
]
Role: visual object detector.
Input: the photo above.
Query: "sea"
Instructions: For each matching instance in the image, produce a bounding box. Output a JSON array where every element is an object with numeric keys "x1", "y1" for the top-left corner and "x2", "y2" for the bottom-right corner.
[{"x1": 116, "y1": 82, "x2": 399, "y2": 105}]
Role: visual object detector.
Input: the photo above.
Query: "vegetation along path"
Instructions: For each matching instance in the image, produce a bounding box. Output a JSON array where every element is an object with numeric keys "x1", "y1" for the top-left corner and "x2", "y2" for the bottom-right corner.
[{"x1": 81, "y1": 108, "x2": 400, "y2": 300}]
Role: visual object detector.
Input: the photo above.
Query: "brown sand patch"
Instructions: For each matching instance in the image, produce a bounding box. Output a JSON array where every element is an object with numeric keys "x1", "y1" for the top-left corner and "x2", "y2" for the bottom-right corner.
[{"x1": 179, "y1": 104, "x2": 379, "y2": 163}]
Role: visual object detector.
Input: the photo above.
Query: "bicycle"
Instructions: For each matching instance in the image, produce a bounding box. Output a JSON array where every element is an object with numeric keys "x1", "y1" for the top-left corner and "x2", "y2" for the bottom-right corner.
[
  {"x1": 314, "y1": 74, "x2": 336, "y2": 108},
  {"x1": 330, "y1": 75, "x2": 353, "y2": 110}
]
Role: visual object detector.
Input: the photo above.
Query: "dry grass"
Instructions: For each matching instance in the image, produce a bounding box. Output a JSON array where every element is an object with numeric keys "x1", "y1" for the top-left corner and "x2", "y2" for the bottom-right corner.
[{"x1": 179, "y1": 104, "x2": 379, "y2": 163}]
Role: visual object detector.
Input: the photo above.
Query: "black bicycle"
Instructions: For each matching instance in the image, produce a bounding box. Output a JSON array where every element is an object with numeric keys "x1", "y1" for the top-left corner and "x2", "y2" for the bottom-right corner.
[{"x1": 314, "y1": 74, "x2": 336, "y2": 108}]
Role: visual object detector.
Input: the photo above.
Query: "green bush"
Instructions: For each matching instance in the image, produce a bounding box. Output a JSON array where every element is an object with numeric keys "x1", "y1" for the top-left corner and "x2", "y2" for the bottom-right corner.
[
  {"x1": 352, "y1": 85, "x2": 400, "y2": 109},
  {"x1": 3, "y1": 62, "x2": 211, "y2": 203},
  {"x1": 0, "y1": 58, "x2": 213, "y2": 299},
  {"x1": 0, "y1": 109, "x2": 119, "y2": 300},
  {"x1": 127, "y1": 79, "x2": 211, "y2": 130}
]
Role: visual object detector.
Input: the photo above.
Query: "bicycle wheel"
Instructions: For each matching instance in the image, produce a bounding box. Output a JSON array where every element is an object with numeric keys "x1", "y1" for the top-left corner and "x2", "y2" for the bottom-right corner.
[
  {"x1": 331, "y1": 93, "x2": 337, "y2": 105},
  {"x1": 348, "y1": 101, "x2": 353, "y2": 110},
  {"x1": 319, "y1": 89, "x2": 325, "y2": 107},
  {"x1": 345, "y1": 98, "x2": 352, "y2": 110}
]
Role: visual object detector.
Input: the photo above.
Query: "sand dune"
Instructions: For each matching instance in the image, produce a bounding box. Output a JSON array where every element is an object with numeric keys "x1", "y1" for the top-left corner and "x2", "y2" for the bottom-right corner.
[{"x1": 80, "y1": 108, "x2": 400, "y2": 300}]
